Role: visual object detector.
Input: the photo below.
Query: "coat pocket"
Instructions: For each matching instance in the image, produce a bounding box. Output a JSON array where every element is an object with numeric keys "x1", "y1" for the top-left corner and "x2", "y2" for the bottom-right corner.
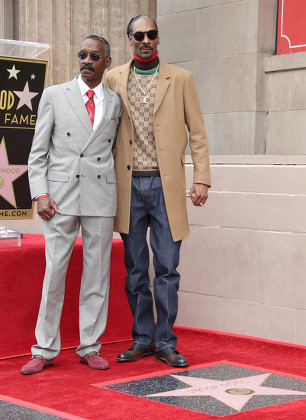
[{"x1": 47, "y1": 171, "x2": 69, "y2": 183}]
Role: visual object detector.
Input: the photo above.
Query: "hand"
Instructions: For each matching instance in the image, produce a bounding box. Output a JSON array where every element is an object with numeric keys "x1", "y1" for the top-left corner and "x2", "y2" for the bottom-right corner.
[
  {"x1": 36, "y1": 196, "x2": 61, "y2": 220},
  {"x1": 187, "y1": 184, "x2": 208, "y2": 207}
]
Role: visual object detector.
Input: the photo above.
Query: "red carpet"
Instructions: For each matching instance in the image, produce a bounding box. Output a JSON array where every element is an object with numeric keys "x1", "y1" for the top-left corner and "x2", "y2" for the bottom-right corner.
[
  {"x1": 2, "y1": 328, "x2": 306, "y2": 419},
  {"x1": 2, "y1": 236, "x2": 306, "y2": 418}
]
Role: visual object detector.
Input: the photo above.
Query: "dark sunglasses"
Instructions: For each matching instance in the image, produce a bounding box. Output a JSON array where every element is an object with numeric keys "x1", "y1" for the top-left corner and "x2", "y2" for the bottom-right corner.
[
  {"x1": 132, "y1": 30, "x2": 158, "y2": 42},
  {"x1": 77, "y1": 50, "x2": 102, "y2": 61}
]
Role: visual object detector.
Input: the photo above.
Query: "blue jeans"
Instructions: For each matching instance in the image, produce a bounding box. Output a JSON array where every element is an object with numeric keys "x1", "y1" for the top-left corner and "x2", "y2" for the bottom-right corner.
[{"x1": 121, "y1": 176, "x2": 182, "y2": 352}]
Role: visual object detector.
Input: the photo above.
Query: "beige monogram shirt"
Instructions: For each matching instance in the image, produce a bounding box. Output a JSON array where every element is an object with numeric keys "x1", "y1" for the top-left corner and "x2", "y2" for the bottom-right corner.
[{"x1": 127, "y1": 69, "x2": 159, "y2": 172}]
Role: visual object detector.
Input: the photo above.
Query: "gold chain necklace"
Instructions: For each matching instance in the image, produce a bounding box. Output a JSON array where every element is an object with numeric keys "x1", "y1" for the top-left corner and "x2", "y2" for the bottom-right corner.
[{"x1": 133, "y1": 65, "x2": 159, "y2": 104}]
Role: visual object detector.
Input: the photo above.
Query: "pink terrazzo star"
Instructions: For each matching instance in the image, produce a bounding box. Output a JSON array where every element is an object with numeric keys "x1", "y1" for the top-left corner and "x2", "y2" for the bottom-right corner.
[
  {"x1": 146, "y1": 373, "x2": 306, "y2": 412},
  {"x1": 0, "y1": 137, "x2": 28, "y2": 207}
]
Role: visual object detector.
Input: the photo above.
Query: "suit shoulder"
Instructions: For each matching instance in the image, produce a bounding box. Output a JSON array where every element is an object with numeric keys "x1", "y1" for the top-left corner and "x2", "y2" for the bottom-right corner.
[
  {"x1": 43, "y1": 80, "x2": 72, "y2": 95},
  {"x1": 104, "y1": 85, "x2": 117, "y2": 96}
]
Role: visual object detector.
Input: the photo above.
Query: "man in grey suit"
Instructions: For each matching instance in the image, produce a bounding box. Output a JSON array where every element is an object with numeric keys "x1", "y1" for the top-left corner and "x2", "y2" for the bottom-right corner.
[{"x1": 21, "y1": 35, "x2": 122, "y2": 375}]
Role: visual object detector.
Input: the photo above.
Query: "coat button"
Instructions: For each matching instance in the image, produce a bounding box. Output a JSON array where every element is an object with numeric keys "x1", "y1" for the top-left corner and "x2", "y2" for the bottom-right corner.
[
  {"x1": 97, "y1": 175, "x2": 101, "y2": 179},
  {"x1": 127, "y1": 165, "x2": 131, "y2": 170},
  {"x1": 67, "y1": 132, "x2": 70, "y2": 137},
  {"x1": 97, "y1": 157, "x2": 101, "y2": 161},
  {"x1": 129, "y1": 140, "x2": 132, "y2": 145},
  {"x1": 80, "y1": 153, "x2": 84, "y2": 158},
  {"x1": 76, "y1": 175, "x2": 79, "y2": 178}
]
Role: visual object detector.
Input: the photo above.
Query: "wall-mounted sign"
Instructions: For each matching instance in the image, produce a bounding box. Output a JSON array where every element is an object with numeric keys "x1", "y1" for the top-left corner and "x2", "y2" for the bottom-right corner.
[
  {"x1": 277, "y1": 0, "x2": 306, "y2": 55},
  {"x1": 0, "y1": 56, "x2": 47, "y2": 219}
]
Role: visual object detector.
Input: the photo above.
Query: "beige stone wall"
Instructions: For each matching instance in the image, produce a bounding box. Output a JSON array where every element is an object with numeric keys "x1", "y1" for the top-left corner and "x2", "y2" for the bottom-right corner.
[
  {"x1": 174, "y1": 157, "x2": 306, "y2": 346},
  {"x1": 157, "y1": 0, "x2": 306, "y2": 156},
  {"x1": 157, "y1": 0, "x2": 278, "y2": 155},
  {"x1": 265, "y1": 52, "x2": 306, "y2": 154},
  {"x1": 15, "y1": 0, "x2": 156, "y2": 86}
]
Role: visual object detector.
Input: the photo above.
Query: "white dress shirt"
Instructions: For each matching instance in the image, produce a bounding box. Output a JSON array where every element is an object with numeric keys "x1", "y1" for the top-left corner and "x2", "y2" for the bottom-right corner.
[{"x1": 77, "y1": 75, "x2": 104, "y2": 131}]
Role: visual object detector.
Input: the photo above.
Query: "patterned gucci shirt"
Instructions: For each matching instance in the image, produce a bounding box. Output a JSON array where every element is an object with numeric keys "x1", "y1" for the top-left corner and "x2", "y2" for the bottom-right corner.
[{"x1": 127, "y1": 67, "x2": 159, "y2": 172}]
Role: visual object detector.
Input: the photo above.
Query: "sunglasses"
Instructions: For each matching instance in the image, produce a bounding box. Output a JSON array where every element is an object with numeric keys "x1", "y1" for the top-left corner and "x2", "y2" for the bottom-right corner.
[
  {"x1": 77, "y1": 50, "x2": 102, "y2": 61},
  {"x1": 132, "y1": 30, "x2": 158, "y2": 42}
]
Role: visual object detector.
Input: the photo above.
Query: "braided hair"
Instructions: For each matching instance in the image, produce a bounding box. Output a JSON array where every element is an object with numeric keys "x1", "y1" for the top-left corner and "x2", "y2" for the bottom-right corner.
[{"x1": 126, "y1": 15, "x2": 158, "y2": 37}]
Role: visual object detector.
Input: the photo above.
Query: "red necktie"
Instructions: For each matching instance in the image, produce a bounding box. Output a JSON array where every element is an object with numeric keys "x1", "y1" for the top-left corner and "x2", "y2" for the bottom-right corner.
[{"x1": 85, "y1": 89, "x2": 95, "y2": 125}]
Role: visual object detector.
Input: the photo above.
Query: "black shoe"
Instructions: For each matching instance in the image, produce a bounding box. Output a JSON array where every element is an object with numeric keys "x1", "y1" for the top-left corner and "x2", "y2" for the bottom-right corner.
[
  {"x1": 156, "y1": 347, "x2": 188, "y2": 367},
  {"x1": 117, "y1": 343, "x2": 155, "y2": 362}
]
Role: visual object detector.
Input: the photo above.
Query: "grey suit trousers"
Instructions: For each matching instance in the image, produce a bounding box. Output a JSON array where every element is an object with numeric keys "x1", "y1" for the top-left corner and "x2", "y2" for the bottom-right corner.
[{"x1": 31, "y1": 213, "x2": 114, "y2": 359}]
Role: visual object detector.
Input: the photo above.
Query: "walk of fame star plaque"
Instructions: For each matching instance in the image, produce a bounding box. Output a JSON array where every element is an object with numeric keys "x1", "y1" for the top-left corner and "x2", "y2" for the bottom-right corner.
[{"x1": 95, "y1": 362, "x2": 306, "y2": 417}]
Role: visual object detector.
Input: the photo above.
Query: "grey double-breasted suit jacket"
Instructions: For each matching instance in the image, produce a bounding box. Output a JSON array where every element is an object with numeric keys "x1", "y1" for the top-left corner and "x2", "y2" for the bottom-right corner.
[{"x1": 28, "y1": 77, "x2": 122, "y2": 216}]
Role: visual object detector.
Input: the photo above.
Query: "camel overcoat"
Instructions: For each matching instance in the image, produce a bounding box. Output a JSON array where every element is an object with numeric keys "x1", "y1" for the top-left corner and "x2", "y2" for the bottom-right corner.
[{"x1": 105, "y1": 58, "x2": 211, "y2": 242}]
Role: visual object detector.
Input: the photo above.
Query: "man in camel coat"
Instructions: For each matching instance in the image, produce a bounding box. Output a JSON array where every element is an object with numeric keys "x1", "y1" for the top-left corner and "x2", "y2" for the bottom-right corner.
[{"x1": 105, "y1": 15, "x2": 211, "y2": 368}]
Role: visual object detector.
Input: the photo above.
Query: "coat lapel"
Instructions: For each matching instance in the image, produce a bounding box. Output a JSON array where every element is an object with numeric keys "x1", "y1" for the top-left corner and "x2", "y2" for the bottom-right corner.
[
  {"x1": 63, "y1": 78, "x2": 93, "y2": 135},
  {"x1": 115, "y1": 60, "x2": 133, "y2": 117},
  {"x1": 154, "y1": 59, "x2": 170, "y2": 115}
]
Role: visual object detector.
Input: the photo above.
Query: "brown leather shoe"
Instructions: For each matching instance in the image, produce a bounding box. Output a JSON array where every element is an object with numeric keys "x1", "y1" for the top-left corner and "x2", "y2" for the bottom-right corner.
[
  {"x1": 117, "y1": 343, "x2": 155, "y2": 362},
  {"x1": 156, "y1": 347, "x2": 188, "y2": 367},
  {"x1": 21, "y1": 355, "x2": 54, "y2": 375}
]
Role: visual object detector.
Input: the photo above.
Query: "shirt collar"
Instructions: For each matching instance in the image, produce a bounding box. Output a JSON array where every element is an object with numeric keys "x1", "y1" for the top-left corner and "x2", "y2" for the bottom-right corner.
[{"x1": 77, "y1": 75, "x2": 104, "y2": 99}]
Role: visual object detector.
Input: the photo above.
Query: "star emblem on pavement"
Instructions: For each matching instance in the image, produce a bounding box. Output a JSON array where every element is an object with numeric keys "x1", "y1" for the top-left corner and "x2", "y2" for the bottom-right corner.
[
  {"x1": 7, "y1": 64, "x2": 21, "y2": 79},
  {"x1": 13, "y1": 81, "x2": 39, "y2": 111},
  {"x1": 145, "y1": 372, "x2": 306, "y2": 412},
  {"x1": 0, "y1": 137, "x2": 28, "y2": 208}
]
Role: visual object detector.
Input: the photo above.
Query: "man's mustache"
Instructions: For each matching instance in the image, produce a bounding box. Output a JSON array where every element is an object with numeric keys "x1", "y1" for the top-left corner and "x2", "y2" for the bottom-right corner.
[
  {"x1": 140, "y1": 45, "x2": 153, "y2": 51},
  {"x1": 80, "y1": 64, "x2": 95, "y2": 72}
]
